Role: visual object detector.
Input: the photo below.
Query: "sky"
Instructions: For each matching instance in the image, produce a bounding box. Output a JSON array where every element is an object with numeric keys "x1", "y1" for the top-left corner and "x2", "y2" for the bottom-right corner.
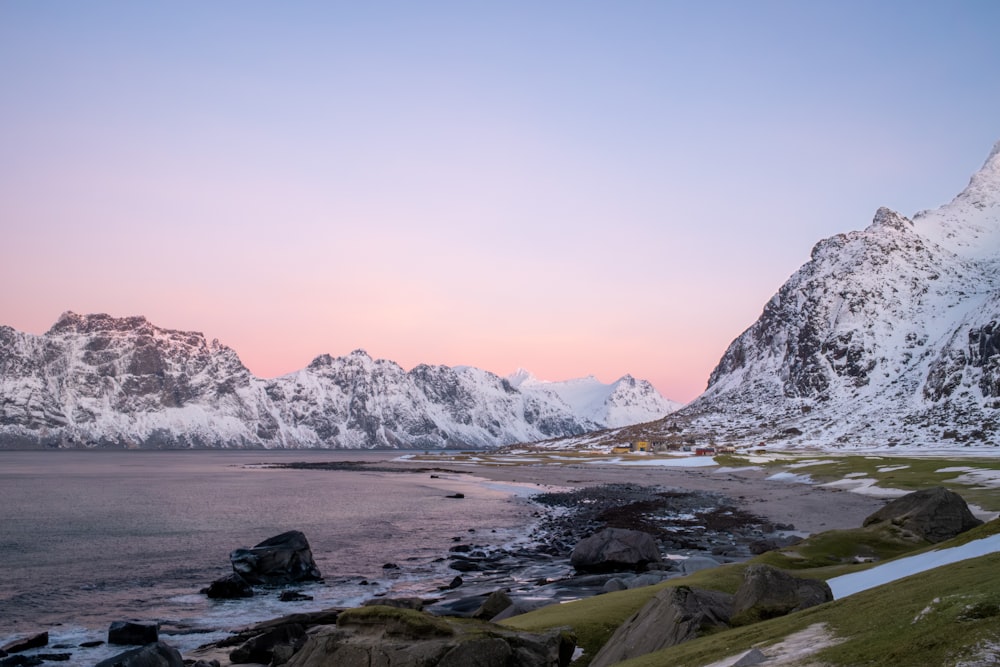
[{"x1": 2, "y1": 2, "x2": 999, "y2": 403}]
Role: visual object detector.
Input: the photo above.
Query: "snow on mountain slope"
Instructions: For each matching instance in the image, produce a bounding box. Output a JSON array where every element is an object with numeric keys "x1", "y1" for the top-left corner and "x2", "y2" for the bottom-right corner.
[
  {"x1": 0, "y1": 314, "x2": 676, "y2": 449},
  {"x1": 509, "y1": 370, "x2": 680, "y2": 428},
  {"x1": 535, "y1": 141, "x2": 1000, "y2": 453},
  {"x1": 666, "y1": 142, "x2": 1000, "y2": 450}
]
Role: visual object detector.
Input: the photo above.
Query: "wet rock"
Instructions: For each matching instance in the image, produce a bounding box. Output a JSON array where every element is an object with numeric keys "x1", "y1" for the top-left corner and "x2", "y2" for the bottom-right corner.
[
  {"x1": 1, "y1": 633, "x2": 47, "y2": 654},
  {"x1": 863, "y1": 487, "x2": 983, "y2": 543},
  {"x1": 229, "y1": 623, "x2": 306, "y2": 665},
  {"x1": 108, "y1": 621, "x2": 159, "y2": 646},
  {"x1": 203, "y1": 573, "x2": 254, "y2": 599},
  {"x1": 280, "y1": 590, "x2": 314, "y2": 602},
  {"x1": 94, "y1": 641, "x2": 184, "y2": 667},
  {"x1": 590, "y1": 585, "x2": 733, "y2": 667},
  {"x1": 731, "y1": 564, "x2": 832, "y2": 624},
  {"x1": 570, "y1": 527, "x2": 662, "y2": 573},
  {"x1": 230, "y1": 530, "x2": 322, "y2": 585}
]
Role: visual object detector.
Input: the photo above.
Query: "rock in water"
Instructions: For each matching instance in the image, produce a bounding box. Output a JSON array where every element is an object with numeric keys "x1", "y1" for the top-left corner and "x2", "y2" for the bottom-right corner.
[
  {"x1": 1, "y1": 632, "x2": 48, "y2": 654},
  {"x1": 863, "y1": 487, "x2": 984, "y2": 543},
  {"x1": 203, "y1": 573, "x2": 254, "y2": 599},
  {"x1": 570, "y1": 527, "x2": 662, "y2": 573},
  {"x1": 95, "y1": 641, "x2": 184, "y2": 667},
  {"x1": 230, "y1": 531, "x2": 322, "y2": 585},
  {"x1": 108, "y1": 621, "x2": 159, "y2": 646},
  {"x1": 590, "y1": 586, "x2": 732, "y2": 667}
]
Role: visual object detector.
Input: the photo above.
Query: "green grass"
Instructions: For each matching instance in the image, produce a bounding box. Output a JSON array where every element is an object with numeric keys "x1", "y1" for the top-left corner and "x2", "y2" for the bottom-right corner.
[
  {"x1": 616, "y1": 551, "x2": 1000, "y2": 667},
  {"x1": 501, "y1": 518, "x2": 1000, "y2": 666},
  {"x1": 716, "y1": 453, "x2": 1000, "y2": 513}
]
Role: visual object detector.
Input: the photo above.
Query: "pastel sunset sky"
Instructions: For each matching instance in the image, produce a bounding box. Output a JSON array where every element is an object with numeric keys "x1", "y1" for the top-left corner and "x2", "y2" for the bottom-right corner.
[{"x1": 2, "y1": 2, "x2": 999, "y2": 403}]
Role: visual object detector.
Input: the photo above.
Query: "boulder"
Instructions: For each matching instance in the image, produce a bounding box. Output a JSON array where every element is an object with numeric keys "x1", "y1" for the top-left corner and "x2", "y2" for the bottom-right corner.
[
  {"x1": 863, "y1": 487, "x2": 983, "y2": 543},
  {"x1": 362, "y1": 597, "x2": 425, "y2": 611},
  {"x1": 570, "y1": 528, "x2": 662, "y2": 573},
  {"x1": 1, "y1": 633, "x2": 48, "y2": 654},
  {"x1": 94, "y1": 641, "x2": 184, "y2": 667},
  {"x1": 283, "y1": 605, "x2": 575, "y2": 667},
  {"x1": 590, "y1": 585, "x2": 733, "y2": 667},
  {"x1": 731, "y1": 564, "x2": 832, "y2": 624},
  {"x1": 472, "y1": 589, "x2": 514, "y2": 620},
  {"x1": 203, "y1": 573, "x2": 254, "y2": 599},
  {"x1": 229, "y1": 623, "x2": 306, "y2": 664},
  {"x1": 677, "y1": 555, "x2": 722, "y2": 574},
  {"x1": 230, "y1": 530, "x2": 322, "y2": 585},
  {"x1": 108, "y1": 621, "x2": 159, "y2": 646}
]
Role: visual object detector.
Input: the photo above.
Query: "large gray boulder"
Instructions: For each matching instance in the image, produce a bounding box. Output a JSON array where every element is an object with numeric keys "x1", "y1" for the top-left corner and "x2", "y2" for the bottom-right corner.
[
  {"x1": 283, "y1": 605, "x2": 575, "y2": 667},
  {"x1": 570, "y1": 528, "x2": 662, "y2": 573},
  {"x1": 95, "y1": 641, "x2": 185, "y2": 667},
  {"x1": 590, "y1": 586, "x2": 733, "y2": 667},
  {"x1": 230, "y1": 531, "x2": 322, "y2": 585},
  {"x1": 863, "y1": 487, "x2": 983, "y2": 543},
  {"x1": 731, "y1": 565, "x2": 832, "y2": 624}
]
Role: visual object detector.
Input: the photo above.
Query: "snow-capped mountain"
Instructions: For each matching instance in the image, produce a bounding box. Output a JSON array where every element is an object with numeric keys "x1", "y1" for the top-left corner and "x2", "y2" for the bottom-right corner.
[
  {"x1": 507, "y1": 369, "x2": 682, "y2": 428},
  {"x1": 662, "y1": 141, "x2": 1000, "y2": 450},
  {"x1": 0, "y1": 313, "x2": 677, "y2": 449}
]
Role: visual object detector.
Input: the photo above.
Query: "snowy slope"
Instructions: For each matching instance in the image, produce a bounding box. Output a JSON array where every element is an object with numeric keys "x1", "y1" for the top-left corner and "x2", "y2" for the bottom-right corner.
[
  {"x1": 0, "y1": 314, "x2": 676, "y2": 449},
  {"x1": 508, "y1": 369, "x2": 680, "y2": 428},
  {"x1": 666, "y1": 141, "x2": 1000, "y2": 449}
]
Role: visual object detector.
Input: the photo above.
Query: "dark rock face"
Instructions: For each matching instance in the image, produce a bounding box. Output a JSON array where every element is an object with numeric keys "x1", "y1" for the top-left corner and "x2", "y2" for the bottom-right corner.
[
  {"x1": 570, "y1": 527, "x2": 662, "y2": 573},
  {"x1": 590, "y1": 586, "x2": 733, "y2": 667},
  {"x1": 230, "y1": 531, "x2": 322, "y2": 585},
  {"x1": 94, "y1": 641, "x2": 184, "y2": 667},
  {"x1": 108, "y1": 621, "x2": 159, "y2": 646},
  {"x1": 472, "y1": 589, "x2": 514, "y2": 621},
  {"x1": 203, "y1": 573, "x2": 254, "y2": 599},
  {"x1": 1, "y1": 633, "x2": 48, "y2": 654},
  {"x1": 229, "y1": 624, "x2": 306, "y2": 665},
  {"x1": 283, "y1": 606, "x2": 575, "y2": 667},
  {"x1": 731, "y1": 565, "x2": 832, "y2": 624},
  {"x1": 863, "y1": 487, "x2": 984, "y2": 543}
]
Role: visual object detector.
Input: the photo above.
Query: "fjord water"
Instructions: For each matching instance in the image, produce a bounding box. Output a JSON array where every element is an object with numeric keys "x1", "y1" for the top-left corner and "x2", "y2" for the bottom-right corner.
[{"x1": 0, "y1": 449, "x2": 534, "y2": 655}]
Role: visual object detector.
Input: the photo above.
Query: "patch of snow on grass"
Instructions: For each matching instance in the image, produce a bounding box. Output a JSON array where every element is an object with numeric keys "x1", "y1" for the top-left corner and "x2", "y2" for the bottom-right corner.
[
  {"x1": 767, "y1": 471, "x2": 814, "y2": 484},
  {"x1": 951, "y1": 468, "x2": 1000, "y2": 489},
  {"x1": 844, "y1": 472, "x2": 869, "y2": 478},
  {"x1": 820, "y1": 477, "x2": 909, "y2": 497},
  {"x1": 784, "y1": 459, "x2": 829, "y2": 468},
  {"x1": 877, "y1": 465, "x2": 910, "y2": 473},
  {"x1": 828, "y1": 534, "x2": 1000, "y2": 599},
  {"x1": 912, "y1": 597, "x2": 941, "y2": 624},
  {"x1": 937, "y1": 466, "x2": 976, "y2": 473},
  {"x1": 700, "y1": 623, "x2": 841, "y2": 667}
]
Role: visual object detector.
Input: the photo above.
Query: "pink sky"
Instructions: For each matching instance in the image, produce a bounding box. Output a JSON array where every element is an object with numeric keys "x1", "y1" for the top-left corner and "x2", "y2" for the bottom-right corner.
[{"x1": 2, "y1": 3, "x2": 999, "y2": 403}]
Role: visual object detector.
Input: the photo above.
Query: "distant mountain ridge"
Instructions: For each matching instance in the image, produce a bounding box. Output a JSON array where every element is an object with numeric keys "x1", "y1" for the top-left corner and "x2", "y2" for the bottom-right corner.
[{"x1": 0, "y1": 312, "x2": 678, "y2": 449}]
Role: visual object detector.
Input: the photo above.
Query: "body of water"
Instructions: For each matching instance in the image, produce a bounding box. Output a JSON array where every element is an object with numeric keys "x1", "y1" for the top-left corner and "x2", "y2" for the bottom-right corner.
[{"x1": 0, "y1": 449, "x2": 537, "y2": 661}]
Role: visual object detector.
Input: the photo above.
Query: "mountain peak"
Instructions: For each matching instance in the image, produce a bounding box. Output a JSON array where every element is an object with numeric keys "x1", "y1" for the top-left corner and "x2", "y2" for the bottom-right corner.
[{"x1": 48, "y1": 311, "x2": 152, "y2": 335}]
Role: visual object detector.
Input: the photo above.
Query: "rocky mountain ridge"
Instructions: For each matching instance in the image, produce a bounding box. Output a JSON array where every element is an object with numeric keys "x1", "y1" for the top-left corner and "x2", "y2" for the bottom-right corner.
[
  {"x1": 535, "y1": 142, "x2": 1000, "y2": 452},
  {"x1": 656, "y1": 141, "x2": 1000, "y2": 450},
  {"x1": 0, "y1": 312, "x2": 677, "y2": 449}
]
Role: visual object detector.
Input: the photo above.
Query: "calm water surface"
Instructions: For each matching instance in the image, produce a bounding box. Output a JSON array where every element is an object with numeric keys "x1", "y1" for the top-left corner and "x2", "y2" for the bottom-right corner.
[{"x1": 0, "y1": 449, "x2": 536, "y2": 659}]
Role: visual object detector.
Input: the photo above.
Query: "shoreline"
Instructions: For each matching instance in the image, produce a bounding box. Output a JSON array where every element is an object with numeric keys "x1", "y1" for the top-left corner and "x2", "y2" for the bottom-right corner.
[{"x1": 1, "y1": 455, "x2": 891, "y2": 665}]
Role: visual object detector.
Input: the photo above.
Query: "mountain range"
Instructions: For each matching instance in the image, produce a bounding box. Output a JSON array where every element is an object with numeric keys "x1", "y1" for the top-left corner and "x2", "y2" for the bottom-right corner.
[
  {"x1": 0, "y1": 312, "x2": 678, "y2": 449},
  {"x1": 568, "y1": 141, "x2": 1000, "y2": 451}
]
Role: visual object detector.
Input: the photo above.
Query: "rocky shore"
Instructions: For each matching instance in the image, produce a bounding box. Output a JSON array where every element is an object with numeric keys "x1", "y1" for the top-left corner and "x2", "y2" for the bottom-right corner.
[{"x1": 2, "y1": 457, "x2": 889, "y2": 666}]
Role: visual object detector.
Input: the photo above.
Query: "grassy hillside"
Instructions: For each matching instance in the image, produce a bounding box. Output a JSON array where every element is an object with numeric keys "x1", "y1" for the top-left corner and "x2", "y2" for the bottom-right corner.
[{"x1": 500, "y1": 515, "x2": 1000, "y2": 666}]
